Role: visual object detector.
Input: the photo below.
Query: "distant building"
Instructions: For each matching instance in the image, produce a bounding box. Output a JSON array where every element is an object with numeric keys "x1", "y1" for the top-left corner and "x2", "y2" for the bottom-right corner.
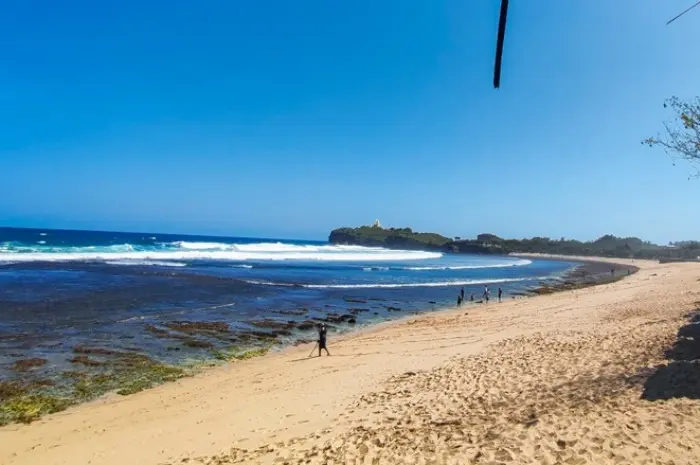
[{"x1": 373, "y1": 219, "x2": 381, "y2": 228}]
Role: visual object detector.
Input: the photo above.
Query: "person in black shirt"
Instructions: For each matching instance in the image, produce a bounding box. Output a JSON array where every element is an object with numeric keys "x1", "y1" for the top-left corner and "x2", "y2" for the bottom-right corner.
[
  {"x1": 498, "y1": 287, "x2": 503, "y2": 303},
  {"x1": 317, "y1": 323, "x2": 331, "y2": 357}
]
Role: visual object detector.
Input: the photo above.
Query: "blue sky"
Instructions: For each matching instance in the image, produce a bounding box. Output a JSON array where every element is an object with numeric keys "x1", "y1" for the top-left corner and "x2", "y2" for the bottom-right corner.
[{"x1": 0, "y1": 0, "x2": 698, "y2": 243}]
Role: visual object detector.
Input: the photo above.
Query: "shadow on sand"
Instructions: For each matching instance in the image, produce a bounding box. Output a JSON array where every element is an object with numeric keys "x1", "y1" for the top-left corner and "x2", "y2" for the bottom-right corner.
[{"x1": 642, "y1": 309, "x2": 700, "y2": 401}]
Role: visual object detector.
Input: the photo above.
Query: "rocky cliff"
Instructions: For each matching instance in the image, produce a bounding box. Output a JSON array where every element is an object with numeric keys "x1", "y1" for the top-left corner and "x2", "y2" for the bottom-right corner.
[{"x1": 329, "y1": 226, "x2": 451, "y2": 250}]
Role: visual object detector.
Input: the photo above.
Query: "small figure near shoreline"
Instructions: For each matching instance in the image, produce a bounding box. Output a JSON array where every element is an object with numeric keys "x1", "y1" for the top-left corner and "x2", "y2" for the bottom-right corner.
[
  {"x1": 317, "y1": 323, "x2": 331, "y2": 357},
  {"x1": 498, "y1": 287, "x2": 503, "y2": 303},
  {"x1": 484, "y1": 286, "x2": 490, "y2": 303}
]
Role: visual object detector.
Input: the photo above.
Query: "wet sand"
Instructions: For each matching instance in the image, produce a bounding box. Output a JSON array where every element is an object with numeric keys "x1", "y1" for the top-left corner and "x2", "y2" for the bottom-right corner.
[{"x1": 2, "y1": 257, "x2": 700, "y2": 465}]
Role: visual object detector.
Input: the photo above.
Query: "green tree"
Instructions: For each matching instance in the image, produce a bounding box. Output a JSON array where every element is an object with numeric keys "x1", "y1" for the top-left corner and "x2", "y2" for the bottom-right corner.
[{"x1": 644, "y1": 96, "x2": 700, "y2": 176}]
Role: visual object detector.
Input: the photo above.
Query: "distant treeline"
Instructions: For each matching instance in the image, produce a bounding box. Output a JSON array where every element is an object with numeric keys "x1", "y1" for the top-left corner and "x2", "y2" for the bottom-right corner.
[{"x1": 329, "y1": 226, "x2": 700, "y2": 260}]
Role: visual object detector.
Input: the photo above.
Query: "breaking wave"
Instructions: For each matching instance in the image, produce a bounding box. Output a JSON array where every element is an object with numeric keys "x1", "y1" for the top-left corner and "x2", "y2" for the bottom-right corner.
[
  {"x1": 0, "y1": 240, "x2": 442, "y2": 263},
  {"x1": 104, "y1": 260, "x2": 188, "y2": 267},
  {"x1": 246, "y1": 276, "x2": 544, "y2": 289},
  {"x1": 404, "y1": 259, "x2": 532, "y2": 271}
]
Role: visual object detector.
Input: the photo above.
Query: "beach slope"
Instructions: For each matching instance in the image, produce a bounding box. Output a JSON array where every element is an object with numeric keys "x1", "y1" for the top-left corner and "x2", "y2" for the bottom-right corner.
[{"x1": 2, "y1": 258, "x2": 700, "y2": 465}]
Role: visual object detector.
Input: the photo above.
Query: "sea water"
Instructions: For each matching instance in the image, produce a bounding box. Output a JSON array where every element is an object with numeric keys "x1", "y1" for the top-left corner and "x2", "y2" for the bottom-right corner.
[{"x1": 0, "y1": 227, "x2": 577, "y2": 378}]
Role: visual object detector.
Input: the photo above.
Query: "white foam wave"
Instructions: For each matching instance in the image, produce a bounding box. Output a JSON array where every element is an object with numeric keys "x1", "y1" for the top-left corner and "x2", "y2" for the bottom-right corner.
[
  {"x1": 37, "y1": 241, "x2": 46, "y2": 245},
  {"x1": 244, "y1": 280, "x2": 297, "y2": 287},
  {"x1": 0, "y1": 248, "x2": 442, "y2": 264},
  {"x1": 246, "y1": 276, "x2": 544, "y2": 289},
  {"x1": 231, "y1": 264, "x2": 253, "y2": 269},
  {"x1": 171, "y1": 241, "x2": 394, "y2": 255},
  {"x1": 39, "y1": 233, "x2": 47, "y2": 236},
  {"x1": 405, "y1": 259, "x2": 532, "y2": 271},
  {"x1": 173, "y1": 241, "x2": 231, "y2": 250},
  {"x1": 104, "y1": 260, "x2": 188, "y2": 267}
]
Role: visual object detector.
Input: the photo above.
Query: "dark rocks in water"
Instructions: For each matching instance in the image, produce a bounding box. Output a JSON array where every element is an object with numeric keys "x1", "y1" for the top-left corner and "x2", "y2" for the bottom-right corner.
[
  {"x1": 145, "y1": 321, "x2": 236, "y2": 349},
  {"x1": 250, "y1": 319, "x2": 296, "y2": 331},
  {"x1": 181, "y1": 338, "x2": 214, "y2": 349},
  {"x1": 373, "y1": 312, "x2": 379, "y2": 315},
  {"x1": 318, "y1": 313, "x2": 342, "y2": 324},
  {"x1": 249, "y1": 319, "x2": 296, "y2": 337},
  {"x1": 275, "y1": 308, "x2": 308, "y2": 316},
  {"x1": 73, "y1": 345, "x2": 121, "y2": 356},
  {"x1": 348, "y1": 308, "x2": 369, "y2": 315},
  {"x1": 11, "y1": 358, "x2": 47, "y2": 372},
  {"x1": 315, "y1": 313, "x2": 358, "y2": 324},
  {"x1": 70, "y1": 355, "x2": 106, "y2": 367},
  {"x1": 166, "y1": 346, "x2": 181, "y2": 351},
  {"x1": 298, "y1": 321, "x2": 317, "y2": 331},
  {"x1": 0, "y1": 380, "x2": 29, "y2": 402},
  {"x1": 239, "y1": 331, "x2": 278, "y2": 342},
  {"x1": 145, "y1": 324, "x2": 170, "y2": 338},
  {"x1": 335, "y1": 314, "x2": 357, "y2": 324},
  {"x1": 348, "y1": 308, "x2": 369, "y2": 314},
  {"x1": 344, "y1": 297, "x2": 367, "y2": 304},
  {"x1": 385, "y1": 306, "x2": 402, "y2": 312},
  {"x1": 530, "y1": 286, "x2": 556, "y2": 295},
  {"x1": 166, "y1": 321, "x2": 230, "y2": 335},
  {"x1": 272, "y1": 330, "x2": 292, "y2": 337},
  {"x1": 429, "y1": 301, "x2": 437, "y2": 304}
]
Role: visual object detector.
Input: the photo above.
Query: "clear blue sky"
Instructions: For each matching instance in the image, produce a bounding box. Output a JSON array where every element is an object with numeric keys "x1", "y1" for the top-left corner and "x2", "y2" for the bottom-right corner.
[{"x1": 1, "y1": 1, "x2": 698, "y2": 243}]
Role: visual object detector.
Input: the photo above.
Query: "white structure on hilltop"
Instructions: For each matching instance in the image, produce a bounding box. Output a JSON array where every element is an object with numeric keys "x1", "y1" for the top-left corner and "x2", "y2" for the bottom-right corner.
[{"x1": 373, "y1": 219, "x2": 381, "y2": 228}]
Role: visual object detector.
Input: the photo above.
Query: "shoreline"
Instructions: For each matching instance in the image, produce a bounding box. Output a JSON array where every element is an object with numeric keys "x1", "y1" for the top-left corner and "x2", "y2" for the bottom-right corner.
[
  {"x1": 0, "y1": 255, "x2": 628, "y2": 427},
  {"x1": 0, "y1": 255, "x2": 581, "y2": 425},
  {"x1": 4, "y1": 255, "x2": 695, "y2": 465}
]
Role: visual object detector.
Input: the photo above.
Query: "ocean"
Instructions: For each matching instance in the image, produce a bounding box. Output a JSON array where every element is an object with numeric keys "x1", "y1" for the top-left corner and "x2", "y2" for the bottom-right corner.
[{"x1": 0, "y1": 227, "x2": 577, "y2": 381}]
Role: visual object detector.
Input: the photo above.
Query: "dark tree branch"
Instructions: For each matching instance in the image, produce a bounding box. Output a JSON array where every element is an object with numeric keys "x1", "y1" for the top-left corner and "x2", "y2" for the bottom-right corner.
[
  {"x1": 644, "y1": 96, "x2": 700, "y2": 178},
  {"x1": 493, "y1": 0, "x2": 509, "y2": 89}
]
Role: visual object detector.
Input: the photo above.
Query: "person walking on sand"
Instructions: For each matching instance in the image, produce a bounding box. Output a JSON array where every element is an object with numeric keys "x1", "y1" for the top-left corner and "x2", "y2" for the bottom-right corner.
[
  {"x1": 498, "y1": 287, "x2": 503, "y2": 303},
  {"x1": 317, "y1": 323, "x2": 330, "y2": 357},
  {"x1": 460, "y1": 287, "x2": 465, "y2": 301},
  {"x1": 484, "y1": 285, "x2": 490, "y2": 303},
  {"x1": 457, "y1": 294, "x2": 463, "y2": 306}
]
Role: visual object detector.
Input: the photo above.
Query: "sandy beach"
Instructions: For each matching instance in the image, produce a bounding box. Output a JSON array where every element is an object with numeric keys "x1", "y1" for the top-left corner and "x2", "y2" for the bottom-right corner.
[{"x1": 2, "y1": 257, "x2": 700, "y2": 464}]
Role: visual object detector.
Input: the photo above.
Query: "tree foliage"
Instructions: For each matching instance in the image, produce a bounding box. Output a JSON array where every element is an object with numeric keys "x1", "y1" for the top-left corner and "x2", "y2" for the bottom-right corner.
[
  {"x1": 644, "y1": 96, "x2": 700, "y2": 176},
  {"x1": 330, "y1": 226, "x2": 700, "y2": 260}
]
